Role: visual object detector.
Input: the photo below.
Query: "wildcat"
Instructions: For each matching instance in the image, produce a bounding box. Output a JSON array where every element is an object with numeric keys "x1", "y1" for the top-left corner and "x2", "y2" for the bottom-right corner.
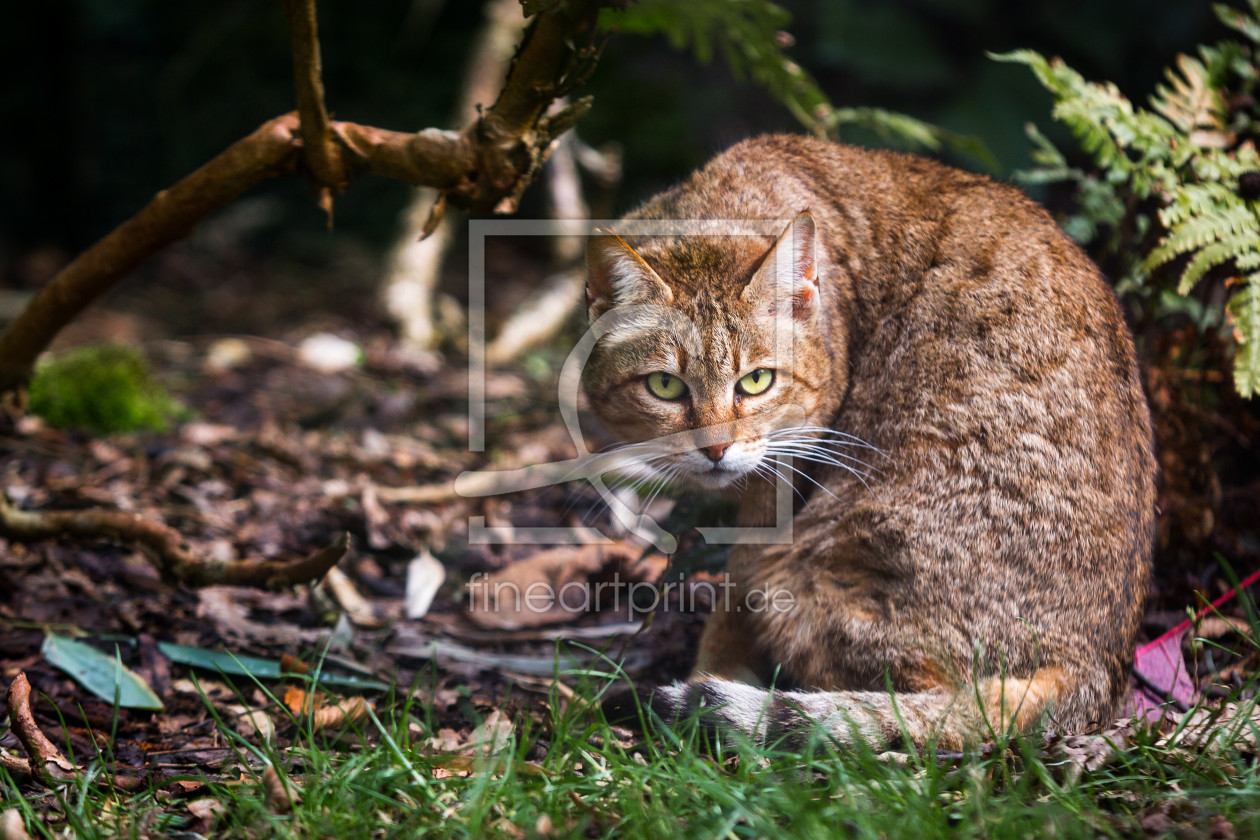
[{"x1": 580, "y1": 134, "x2": 1156, "y2": 749}]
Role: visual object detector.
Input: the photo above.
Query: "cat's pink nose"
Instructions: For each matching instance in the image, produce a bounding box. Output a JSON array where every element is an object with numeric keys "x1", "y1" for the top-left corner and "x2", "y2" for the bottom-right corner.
[{"x1": 701, "y1": 443, "x2": 731, "y2": 463}]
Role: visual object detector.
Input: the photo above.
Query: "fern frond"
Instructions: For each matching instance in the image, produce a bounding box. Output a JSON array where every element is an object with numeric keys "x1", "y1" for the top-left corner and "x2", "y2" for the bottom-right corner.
[
  {"x1": 1152, "y1": 53, "x2": 1230, "y2": 145},
  {"x1": 1176, "y1": 237, "x2": 1259, "y2": 294},
  {"x1": 996, "y1": 50, "x2": 1181, "y2": 195},
  {"x1": 1158, "y1": 182, "x2": 1242, "y2": 228},
  {"x1": 1005, "y1": 2, "x2": 1260, "y2": 396},
  {"x1": 1147, "y1": 204, "x2": 1260, "y2": 269},
  {"x1": 1216, "y1": 1, "x2": 1260, "y2": 44},
  {"x1": 610, "y1": 0, "x2": 992, "y2": 163},
  {"x1": 1227, "y1": 278, "x2": 1260, "y2": 396},
  {"x1": 1191, "y1": 144, "x2": 1260, "y2": 181}
]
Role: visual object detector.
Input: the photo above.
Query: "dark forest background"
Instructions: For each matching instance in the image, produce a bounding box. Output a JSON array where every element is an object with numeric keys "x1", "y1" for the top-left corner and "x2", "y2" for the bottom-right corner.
[{"x1": 0, "y1": 0, "x2": 1218, "y2": 300}]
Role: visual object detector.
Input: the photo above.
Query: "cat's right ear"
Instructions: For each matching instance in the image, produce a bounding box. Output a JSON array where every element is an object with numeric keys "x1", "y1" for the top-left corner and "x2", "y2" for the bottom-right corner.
[
  {"x1": 585, "y1": 229, "x2": 673, "y2": 322},
  {"x1": 743, "y1": 211, "x2": 819, "y2": 322}
]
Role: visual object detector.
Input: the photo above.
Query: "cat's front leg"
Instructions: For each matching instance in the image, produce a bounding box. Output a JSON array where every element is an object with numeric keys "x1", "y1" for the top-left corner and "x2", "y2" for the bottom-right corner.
[{"x1": 690, "y1": 587, "x2": 773, "y2": 687}]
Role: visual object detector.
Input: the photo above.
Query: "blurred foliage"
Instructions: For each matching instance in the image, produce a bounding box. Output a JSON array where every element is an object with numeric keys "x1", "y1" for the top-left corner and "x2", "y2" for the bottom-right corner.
[
  {"x1": 604, "y1": 0, "x2": 994, "y2": 168},
  {"x1": 0, "y1": 0, "x2": 1217, "y2": 272},
  {"x1": 1000, "y1": 0, "x2": 1260, "y2": 397},
  {"x1": 29, "y1": 344, "x2": 187, "y2": 433}
]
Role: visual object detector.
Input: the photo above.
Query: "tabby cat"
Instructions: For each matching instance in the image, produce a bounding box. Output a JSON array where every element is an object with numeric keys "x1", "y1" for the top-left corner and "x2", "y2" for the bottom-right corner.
[{"x1": 581, "y1": 134, "x2": 1156, "y2": 749}]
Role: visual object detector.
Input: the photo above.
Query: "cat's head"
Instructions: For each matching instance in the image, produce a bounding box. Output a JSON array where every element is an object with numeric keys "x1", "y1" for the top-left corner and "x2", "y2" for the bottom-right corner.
[{"x1": 580, "y1": 212, "x2": 837, "y2": 490}]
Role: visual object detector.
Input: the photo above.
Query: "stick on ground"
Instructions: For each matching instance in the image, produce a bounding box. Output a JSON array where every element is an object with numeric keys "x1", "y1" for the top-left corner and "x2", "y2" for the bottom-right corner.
[{"x1": 0, "y1": 495, "x2": 348, "y2": 590}]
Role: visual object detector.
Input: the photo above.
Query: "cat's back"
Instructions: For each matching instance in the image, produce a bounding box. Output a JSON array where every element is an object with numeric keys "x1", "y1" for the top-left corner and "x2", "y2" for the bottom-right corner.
[
  {"x1": 634, "y1": 135, "x2": 1114, "y2": 324},
  {"x1": 645, "y1": 134, "x2": 1083, "y2": 274},
  {"x1": 639, "y1": 135, "x2": 1151, "y2": 451}
]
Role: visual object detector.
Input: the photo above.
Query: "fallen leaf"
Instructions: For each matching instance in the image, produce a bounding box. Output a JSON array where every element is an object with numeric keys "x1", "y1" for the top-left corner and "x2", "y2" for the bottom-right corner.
[
  {"x1": 262, "y1": 764, "x2": 300, "y2": 814},
  {"x1": 158, "y1": 642, "x2": 389, "y2": 691},
  {"x1": 226, "y1": 704, "x2": 274, "y2": 744},
  {"x1": 297, "y1": 333, "x2": 361, "y2": 373},
  {"x1": 320, "y1": 566, "x2": 383, "y2": 628},
  {"x1": 390, "y1": 635, "x2": 650, "y2": 676},
  {"x1": 196, "y1": 587, "x2": 327, "y2": 647},
  {"x1": 462, "y1": 709, "x2": 515, "y2": 757},
  {"x1": 1, "y1": 810, "x2": 32, "y2": 840},
  {"x1": 180, "y1": 422, "x2": 239, "y2": 446},
  {"x1": 1130, "y1": 568, "x2": 1260, "y2": 719},
  {"x1": 465, "y1": 542, "x2": 666, "y2": 630},
  {"x1": 184, "y1": 797, "x2": 225, "y2": 834},
  {"x1": 283, "y1": 687, "x2": 372, "y2": 732},
  {"x1": 284, "y1": 685, "x2": 314, "y2": 715},
  {"x1": 405, "y1": 549, "x2": 446, "y2": 620},
  {"x1": 311, "y1": 696, "x2": 371, "y2": 732},
  {"x1": 40, "y1": 634, "x2": 165, "y2": 711}
]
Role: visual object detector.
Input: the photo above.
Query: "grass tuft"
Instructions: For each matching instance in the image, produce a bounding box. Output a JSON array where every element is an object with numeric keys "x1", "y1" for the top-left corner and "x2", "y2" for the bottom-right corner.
[{"x1": 7, "y1": 670, "x2": 1260, "y2": 839}]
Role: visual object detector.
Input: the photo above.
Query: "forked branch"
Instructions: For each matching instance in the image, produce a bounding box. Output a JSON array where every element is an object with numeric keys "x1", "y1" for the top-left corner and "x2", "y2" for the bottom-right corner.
[{"x1": 0, "y1": 0, "x2": 605, "y2": 395}]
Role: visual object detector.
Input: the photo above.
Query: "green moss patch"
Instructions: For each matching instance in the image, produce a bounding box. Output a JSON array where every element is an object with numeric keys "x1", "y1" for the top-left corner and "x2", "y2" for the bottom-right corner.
[{"x1": 28, "y1": 344, "x2": 186, "y2": 434}]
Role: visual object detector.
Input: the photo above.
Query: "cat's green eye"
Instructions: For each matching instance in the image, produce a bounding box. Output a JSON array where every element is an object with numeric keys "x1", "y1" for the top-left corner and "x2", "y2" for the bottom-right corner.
[
  {"x1": 646, "y1": 371, "x2": 687, "y2": 400},
  {"x1": 737, "y1": 368, "x2": 775, "y2": 396}
]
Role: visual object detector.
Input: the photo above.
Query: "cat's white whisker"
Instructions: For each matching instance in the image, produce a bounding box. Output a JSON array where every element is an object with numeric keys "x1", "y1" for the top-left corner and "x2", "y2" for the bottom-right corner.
[
  {"x1": 765, "y1": 441, "x2": 881, "y2": 475},
  {"x1": 644, "y1": 465, "x2": 683, "y2": 513},
  {"x1": 751, "y1": 459, "x2": 810, "y2": 505},
  {"x1": 767, "y1": 425, "x2": 890, "y2": 458},
  {"x1": 783, "y1": 450, "x2": 878, "y2": 488},
  {"x1": 765, "y1": 455, "x2": 847, "y2": 501}
]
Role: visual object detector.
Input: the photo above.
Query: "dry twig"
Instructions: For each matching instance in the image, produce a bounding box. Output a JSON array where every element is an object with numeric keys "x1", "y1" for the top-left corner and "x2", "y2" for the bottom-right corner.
[
  {"x1": 5, "y1": 673, "x2": 78, "y2": 785},
  {"x1": 2, "y1": 674, "x2": 155, "y2": 791},
  {"x1": 0, "y1": 495, "x2": 347, "y2": 589},
  {"x1": 0, "y1": 750, "x2": 32, "y2": 779}
]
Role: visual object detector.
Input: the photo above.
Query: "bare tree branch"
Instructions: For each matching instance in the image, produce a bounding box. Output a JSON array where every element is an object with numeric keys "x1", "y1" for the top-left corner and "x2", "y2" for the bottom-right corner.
[
  {"x1": 0, "y1": 0, "x2": 606, "y2": 396},
  {"x1": 465, "y1": 0, "x2": 601, "y2": 213},
  {"x1": 382, "y1": 0, "x2": 529, "y2": 349}
]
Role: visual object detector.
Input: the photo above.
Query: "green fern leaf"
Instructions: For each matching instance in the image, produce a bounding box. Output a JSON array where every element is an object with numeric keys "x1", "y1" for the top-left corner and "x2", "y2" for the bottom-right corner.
[
  {"x1": 1177, "y1": 241, "x2": 1242, "y2": 293},
  {"x1": 1227, "y1": 280, "x2": 1260, "y2": 396},
  {"x1": 1216, "y1": 2, "x2": 1260, "y2": 43},
  {"x1": 1147, "y1": 212, "x2": 1239, "y2": 267}
]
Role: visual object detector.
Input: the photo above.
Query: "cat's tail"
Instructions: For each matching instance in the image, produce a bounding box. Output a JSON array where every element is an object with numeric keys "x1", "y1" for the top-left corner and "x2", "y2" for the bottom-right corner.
[{"x1": 605, "y1": 670, "x2": 1071, "y2": 750}]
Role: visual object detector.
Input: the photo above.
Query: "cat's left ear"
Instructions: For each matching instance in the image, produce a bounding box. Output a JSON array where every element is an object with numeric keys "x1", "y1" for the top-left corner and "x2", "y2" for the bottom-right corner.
[{"x1": 743, "y1": 211, "x2": 819, "y2": 321}]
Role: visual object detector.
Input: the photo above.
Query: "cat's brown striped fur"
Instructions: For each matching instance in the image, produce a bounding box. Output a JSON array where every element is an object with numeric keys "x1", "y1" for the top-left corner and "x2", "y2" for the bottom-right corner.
[{"x1": 582, "y1": 135, "x2": 1155, "y2": 749}]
